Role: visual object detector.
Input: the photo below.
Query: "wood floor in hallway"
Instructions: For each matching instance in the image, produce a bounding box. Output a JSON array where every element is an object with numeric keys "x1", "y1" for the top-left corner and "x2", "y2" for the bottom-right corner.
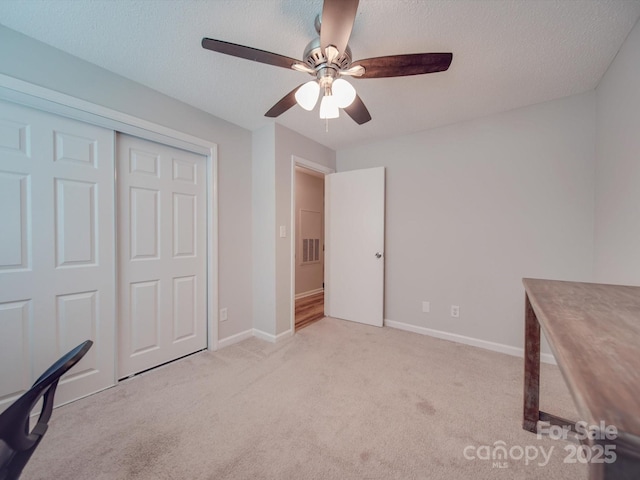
[{"x1": 295, "y1": 292, "x2": 324, "y2": 331}]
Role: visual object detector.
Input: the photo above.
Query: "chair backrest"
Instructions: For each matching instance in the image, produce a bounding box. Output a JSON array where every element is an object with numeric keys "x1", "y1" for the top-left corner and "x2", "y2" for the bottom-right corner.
[{"x1": 0, "y1": 340, "x2": 93, "y2": 480}]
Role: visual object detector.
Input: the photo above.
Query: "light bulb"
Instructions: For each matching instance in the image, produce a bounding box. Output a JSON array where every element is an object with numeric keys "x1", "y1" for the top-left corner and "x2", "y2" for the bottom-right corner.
[
  {"x1": 295, "y1": 81, "x2": 320, "y2": 111},
  {"x1": 319, "y1": 95, "x2": 339, "y2": 119},
  {"x1": 332, "y1": 78, "x2": 356, "y2": 108}
]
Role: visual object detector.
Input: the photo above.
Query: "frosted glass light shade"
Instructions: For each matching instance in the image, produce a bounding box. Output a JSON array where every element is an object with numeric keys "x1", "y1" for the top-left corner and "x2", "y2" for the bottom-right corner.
[
  {"x1": 319, "y1": 95, "x2": 339, "y2": 119},
  {"x1": 295, "y1": 81, "x2": 320, "y2": 111},
  {"x1": 332, "y1": 79, "x2": 356, "y2": 108}
]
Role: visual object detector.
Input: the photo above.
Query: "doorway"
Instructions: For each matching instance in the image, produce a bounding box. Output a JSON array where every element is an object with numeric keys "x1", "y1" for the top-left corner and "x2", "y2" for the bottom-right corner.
[{"x1": 290, "y1": 156, "x2": 334, "y2": 332}]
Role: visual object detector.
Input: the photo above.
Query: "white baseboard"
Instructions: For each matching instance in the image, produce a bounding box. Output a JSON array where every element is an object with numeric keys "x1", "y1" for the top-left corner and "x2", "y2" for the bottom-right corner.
[
  {"x1": 275, "y1": 329, "x2": 293, "y2": 342},
  {"x1": 252, "y1": 328, "x2": 294, "y2": 343},
  {"x1": 217, "y1": 329, "x2": 253, "y2": 349},
  {"x1": 252, "y1": 328, "x2": 274, "y2": 343},
  {"x1": 294, "y1": 288, "x2": 324, "y2": 300},
  {"x1": 384, "y1": 319, "x2": 557, "y2": 365}
]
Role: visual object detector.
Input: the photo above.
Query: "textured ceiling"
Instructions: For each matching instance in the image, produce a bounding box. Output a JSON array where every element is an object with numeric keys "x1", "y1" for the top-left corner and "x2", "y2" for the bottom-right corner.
[{"x1": 1, "y1": 0, "x2": 639, "y2": 150}]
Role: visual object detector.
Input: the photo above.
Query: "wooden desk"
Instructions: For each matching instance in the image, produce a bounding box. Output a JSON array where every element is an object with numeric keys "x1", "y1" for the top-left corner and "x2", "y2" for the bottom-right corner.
[{"x1": 522, "y1": 278, "x2": 640, "y2": 479}]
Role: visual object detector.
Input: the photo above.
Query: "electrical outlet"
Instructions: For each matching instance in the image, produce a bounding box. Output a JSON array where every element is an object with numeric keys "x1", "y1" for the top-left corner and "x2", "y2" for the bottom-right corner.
[
  {"x1": 422, "y1": 301, "x2": 430, "y2": 313},
  {"x1": 451, "y1": 305, "x2": 460, "y2": 318},
  {"x1": 220, "y1": 308, "x2": 228, "y2": 322}
]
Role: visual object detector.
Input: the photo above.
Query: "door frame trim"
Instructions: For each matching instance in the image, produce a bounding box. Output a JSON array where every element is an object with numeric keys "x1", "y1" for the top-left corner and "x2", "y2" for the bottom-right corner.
[
  {"x1": 290, "y1": 155, "x2": 334, "y2": 334},
  {"x1": 0, "y1": 75, "x2": 220, "y2": 378}
]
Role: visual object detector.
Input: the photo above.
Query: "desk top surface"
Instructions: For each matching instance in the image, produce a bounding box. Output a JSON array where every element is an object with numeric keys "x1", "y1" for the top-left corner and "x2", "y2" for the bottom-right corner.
[{"x1": 523, "y1": 278, "x2": 640, "y2": 439}]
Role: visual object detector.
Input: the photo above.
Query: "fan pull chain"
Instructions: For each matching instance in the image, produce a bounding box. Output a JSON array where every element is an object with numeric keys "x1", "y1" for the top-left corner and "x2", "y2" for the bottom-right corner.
[{"x1": 325, "y1": 118, "x2": 329, "y2": 133}]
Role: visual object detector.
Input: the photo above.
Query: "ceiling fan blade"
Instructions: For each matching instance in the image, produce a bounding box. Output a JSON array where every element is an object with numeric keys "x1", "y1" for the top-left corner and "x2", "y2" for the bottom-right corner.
[
  {"x1": 265, "y1": 85, "x2": 302, "y2": 118},
  {"x1": 202, "y1": 38, "x2": 301, "y2": 70},
  {"x1": 344, "y1": 94, "x2": 371, "y2": 125},
  {"x1": 320, "y1": 0, "x2": 359, "y2": 55},
  {"x1": 354, "y1": 53, "x2": 453, "y2": 78}
]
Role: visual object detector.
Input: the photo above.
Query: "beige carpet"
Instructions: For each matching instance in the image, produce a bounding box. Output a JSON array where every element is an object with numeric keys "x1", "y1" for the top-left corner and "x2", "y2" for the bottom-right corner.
[{"x1": 23, "y1": 317, "x2": 586, "y2": 479}]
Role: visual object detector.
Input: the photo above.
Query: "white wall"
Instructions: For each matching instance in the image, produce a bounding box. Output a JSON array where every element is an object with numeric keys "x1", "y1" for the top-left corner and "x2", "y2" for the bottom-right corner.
[
  {"x1": 337, "y1": 92, "x2": 596, "y2": 353},
  {"x1": 0, "y1": 25, "x2": 254, "y2": 343},
  {"x1": 594, "y1": 19, "x2": 640, "y2": 286},
  {"x1": 252, "y1": 124, "x2": 277, "y2": 335}
]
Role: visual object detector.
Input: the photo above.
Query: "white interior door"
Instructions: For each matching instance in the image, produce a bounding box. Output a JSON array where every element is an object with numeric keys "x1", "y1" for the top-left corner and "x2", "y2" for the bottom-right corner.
[
  {"x1": 325, "y1": 167, "x2": 385, "y2": 326},
  {"x1": 117, "y1": 134, "x2": 207, "y2": 378},
  {"x1": 0, "y1": 100, "x2": 116, "y2": 412}
]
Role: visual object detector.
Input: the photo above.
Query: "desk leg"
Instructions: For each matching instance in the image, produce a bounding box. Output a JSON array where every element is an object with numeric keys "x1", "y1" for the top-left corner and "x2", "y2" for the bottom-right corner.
[{"x1": 523, "y1": 293, "x2": 540, "y2": 433}]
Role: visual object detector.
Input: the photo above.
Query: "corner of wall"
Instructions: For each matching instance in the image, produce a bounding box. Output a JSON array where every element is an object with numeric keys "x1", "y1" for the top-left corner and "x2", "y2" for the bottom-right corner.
[
  {"x1": 251, "y1": 124, "x2": 277, "y2": 335},
  {"x1": 593, "y1": 17, "x2": 640, "y2": 285}
]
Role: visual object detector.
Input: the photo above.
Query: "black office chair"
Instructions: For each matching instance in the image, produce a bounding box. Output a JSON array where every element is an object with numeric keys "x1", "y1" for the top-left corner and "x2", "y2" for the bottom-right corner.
[{"x1": 0, "y1": 340, "x2": 93, "y2": 480}]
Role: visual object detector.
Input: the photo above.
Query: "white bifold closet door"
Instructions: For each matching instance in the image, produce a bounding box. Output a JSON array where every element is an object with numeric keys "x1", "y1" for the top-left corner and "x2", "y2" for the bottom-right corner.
[
  {"x1": 116, "y1": 134, "x2": 207, "y2": 378},
  {"x1": 0, "y1": 100, "x2": 116, "y2": 413}
]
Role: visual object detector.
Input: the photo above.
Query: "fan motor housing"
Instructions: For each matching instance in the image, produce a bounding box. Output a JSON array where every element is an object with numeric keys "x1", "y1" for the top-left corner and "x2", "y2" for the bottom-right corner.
[{"x1": 302, "y1": 37, "x2": 352, "y2": 72}]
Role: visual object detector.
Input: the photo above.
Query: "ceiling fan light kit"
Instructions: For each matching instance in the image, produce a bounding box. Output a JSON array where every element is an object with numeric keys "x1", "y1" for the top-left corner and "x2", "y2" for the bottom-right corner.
[
  {"x1": 295, "y1": 80, "x2": 320, "y2": 111},
  {"x1": 202, "y1": 0, "x2": 453, "y2": 126},
  {"x1": 332, "y1": 79, "x2": 357, "y2": 108},
  {"x1": 319, "y1": 94, "x2": 340, "y2": 119}
]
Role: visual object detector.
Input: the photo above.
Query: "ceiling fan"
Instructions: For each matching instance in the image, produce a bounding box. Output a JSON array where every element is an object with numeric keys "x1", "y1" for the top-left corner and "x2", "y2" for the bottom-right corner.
[{"x1": 201, "y1": 0, "x2": 452, "y2": 125}]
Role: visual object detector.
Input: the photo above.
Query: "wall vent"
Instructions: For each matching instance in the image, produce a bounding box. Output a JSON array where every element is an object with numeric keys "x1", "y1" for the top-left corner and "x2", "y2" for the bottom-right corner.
[{"x1": 302, "y1": 238, "x2": 320, "y2": 263}]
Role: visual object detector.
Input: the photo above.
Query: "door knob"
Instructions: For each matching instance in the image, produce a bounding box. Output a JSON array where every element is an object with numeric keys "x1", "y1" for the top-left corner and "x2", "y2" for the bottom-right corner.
[{"x1": 375, "y1": 252, "x2": 382, "y2": 258}]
